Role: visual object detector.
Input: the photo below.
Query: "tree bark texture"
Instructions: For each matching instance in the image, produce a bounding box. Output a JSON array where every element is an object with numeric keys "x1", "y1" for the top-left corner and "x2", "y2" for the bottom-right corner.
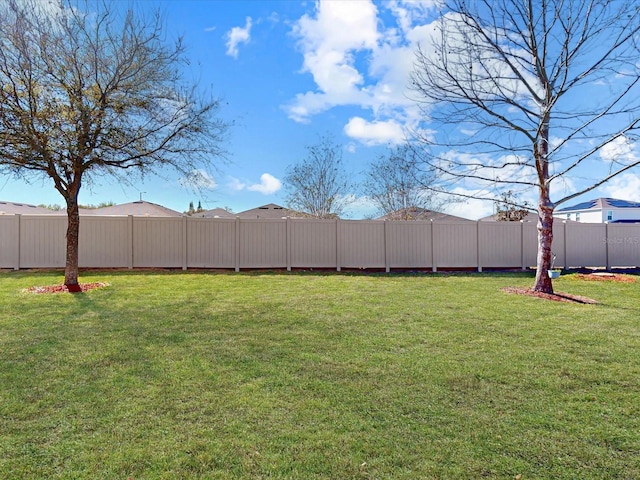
[
  {"x1": 533, "y1": 195, "x2": 554, "y2": 294},
  {"x1": 64, "y1": 195, "x2": 81, "y2": 291}
]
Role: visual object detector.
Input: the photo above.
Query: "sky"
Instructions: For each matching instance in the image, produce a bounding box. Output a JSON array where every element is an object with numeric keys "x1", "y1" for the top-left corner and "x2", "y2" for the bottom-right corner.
[{"x1": 1, "y1": 0, "x2": 639, "y2": 219}]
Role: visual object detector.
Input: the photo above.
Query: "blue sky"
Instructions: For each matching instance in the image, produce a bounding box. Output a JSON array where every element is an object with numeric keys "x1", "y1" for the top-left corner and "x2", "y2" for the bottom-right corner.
[{"x1": 1, "y1": 0, "x2": 639, "y2": 219}]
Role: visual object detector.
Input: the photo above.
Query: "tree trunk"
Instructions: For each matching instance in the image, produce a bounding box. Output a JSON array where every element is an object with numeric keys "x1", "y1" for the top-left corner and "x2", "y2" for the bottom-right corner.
[
  {"x1": 533, "y1": 192, "x2": 554, "y2": 293},
  {"x1": 533, "y1": 101, "x2": 554, "y2": 294},
  {"x1": 64, "y1": 193, "x2": 82, "y2": 292}
]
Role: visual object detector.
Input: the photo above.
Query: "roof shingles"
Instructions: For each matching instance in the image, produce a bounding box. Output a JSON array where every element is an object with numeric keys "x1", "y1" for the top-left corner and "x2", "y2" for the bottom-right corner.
[{"x1": 557, "y1": 197, "x2": 640, "y2": 212}]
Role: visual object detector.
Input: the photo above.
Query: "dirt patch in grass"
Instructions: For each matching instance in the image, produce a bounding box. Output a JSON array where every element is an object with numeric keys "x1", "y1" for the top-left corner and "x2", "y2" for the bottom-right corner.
[
  {"x1": 22, "y1": 282, "x2": 110, "y2": 294},
  {"x1": 502, "y1": 287, "x2": 598, "y2": 304}
]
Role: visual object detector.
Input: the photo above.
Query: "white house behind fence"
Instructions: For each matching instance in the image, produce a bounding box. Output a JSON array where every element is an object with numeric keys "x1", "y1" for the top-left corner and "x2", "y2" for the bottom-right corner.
[{"x1": 555, "y1": 198, "x2": 640, "y2": 224}]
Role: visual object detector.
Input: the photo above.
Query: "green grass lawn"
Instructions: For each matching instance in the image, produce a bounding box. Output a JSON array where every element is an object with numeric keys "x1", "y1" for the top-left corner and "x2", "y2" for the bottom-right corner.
[{"x1": 0, "y1": 270, "x2": 638, "y2": 479}]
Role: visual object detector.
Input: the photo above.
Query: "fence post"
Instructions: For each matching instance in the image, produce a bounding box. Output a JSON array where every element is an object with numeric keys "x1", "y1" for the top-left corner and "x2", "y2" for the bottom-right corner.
[
  {"x1": 286, "y1": 217, "x2": 292, "y2": 272},
  {"x1": 605, "y1": 222, "x2": 610, "y2": 270},
  {"x1": 235, "y1": 217, "x2": 240, "y2": 272},
  {"x1": 431, "y1": 219, "x2": 437, "y2": 273},
  {"x1": 13, "y1": 214, "x2": 21, "y2": 270},
  {"x1": 563, "y1": 220, "x2": 568, "y2": 270},
  {"x1": 520, "y1": 220, "x2": 526, "y2": 271},
  {"x1": 384, "y1": 220, "x2": 390, "y2": 273},
  {"x1": 127, "y1": 215, "x2": 134, "y2": 269},
  {"x1": 336, "y1": 219, "x2": 341, "y2": 272},
  {"x1": 182, "y1": 216, "x2": 188, "y2": 270},
  {"x1": 476, "y1": 221, "x2": 482, "y2": 272}
]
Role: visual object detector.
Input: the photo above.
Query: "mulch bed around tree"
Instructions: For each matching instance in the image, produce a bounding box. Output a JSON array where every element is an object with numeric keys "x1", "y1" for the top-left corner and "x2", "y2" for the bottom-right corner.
[
  {"x1": 22, "y1": 282, "x2": 110, "y2": 294},
  {"x1": 575, "y1": 273, "x2": 636, "y2": 283},
  {"x1": 501, "y1": 287, "x2": 598, "y2": 304},
  {"x1": 502, "y1": 272, "x2": 637, "y2": 303}
]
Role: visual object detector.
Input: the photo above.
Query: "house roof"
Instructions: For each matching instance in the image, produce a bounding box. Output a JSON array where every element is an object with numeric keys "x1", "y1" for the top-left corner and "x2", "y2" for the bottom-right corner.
[
  {"x1": 557, "y1": 197, "x2": 640, "y2": 212},
  {"x1": 191, "y1": 208, "x2": 235, "y2": 218},
  {"x1": 0, "y1": 201, "x2": 58, "y2": 215},
  {"x1": 236, "y1": 203, "x2": 309, "y2": 219},
  {"x1": 376, "y1": 207, "x2": 471, "y2": 221},
  {"x1": 81, "y1": 200, "x2": 182, "y2": 217}
]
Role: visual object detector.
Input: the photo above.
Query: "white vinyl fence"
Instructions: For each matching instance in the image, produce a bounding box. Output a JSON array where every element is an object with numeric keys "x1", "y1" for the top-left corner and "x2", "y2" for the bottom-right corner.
[{"x1": 1, "y1": 214, "x2": 639, "y2": 271}]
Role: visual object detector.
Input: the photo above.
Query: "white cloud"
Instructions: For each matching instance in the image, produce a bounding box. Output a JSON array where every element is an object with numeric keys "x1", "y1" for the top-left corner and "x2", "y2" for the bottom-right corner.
[
  {"x1": 438, "y1": 188, "x2": 495, "y2": 220},
  {"x1": 228, "y1": 177, "x2": 247, "y2": 191},
  {"x1": 247, "y1": 173, "x2": 282, "y2": 195},
  {"x1": 179, "y1": 170, "x2": 217, "y2": 190},
  {"x1": 344, "y1": 117, "x2": 405, "y2": 145},
  {"x1": 286, "y1": 0, "x2": 379, "y2": 121},
  {"x1": 294, "y1": 1, "x2": 379, "y2": 54},
  {"x1": 599, "y1": 136, "x2": 638, "y2": 164},
  {"x1": 228, "y1": 173, "x2": 282, "y2": 195},
  {"x1": 285, "y1": 0, "x2": 540, "y2": 150},
  {"x1": 285, "y1": 1, "x2": 443, "y2": 142},
  {"x1": 552, "y1": 176, "x2": 577, "y2": 199},
  {"x1": 230, "y1": 173, "x2": 282, "y2": 195},
  {"x1": 341, "y1": 194, "x2": 378, "y2": 219},
  {"x1": 435, "y1": 150, "x2": 537, "y2": 192},
  {"x1": 225, "y1": 16, "x2": 252, "y2": 58},
  {"x1": 598, "y1": 173, "x2": 640, "y2": 201},
  {"x1": 386, "y1": 0, "x2": 441, "y2": 36},
  {"x1": 550, "y1": 136, "x2": 564, "y2": 149}
]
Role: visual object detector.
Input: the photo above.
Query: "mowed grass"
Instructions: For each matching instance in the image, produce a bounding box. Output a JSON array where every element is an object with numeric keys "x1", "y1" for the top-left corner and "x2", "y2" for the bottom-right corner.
[{"x1": 0, "y1": 270, "x2": 638, "y2": 479}]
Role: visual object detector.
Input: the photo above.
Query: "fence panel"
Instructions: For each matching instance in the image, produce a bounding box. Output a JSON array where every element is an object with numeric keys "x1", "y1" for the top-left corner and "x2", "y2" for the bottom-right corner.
[
  {"x1": 239, "y1": 219, "x2": 287, "y2": 268},
  {"x1": 133, "y1": 217, "x2": 184, "y2": 268},
  {"x1": 479, "y1": 222, "x2": 523, "y2": 268},
  {"x1": 19, "y1": 215, "x2": 66, "y2": 268},
  {"x1": 522, "y1": 222, "x2": 540, "y2": 268},
  {"x1": 187, "y1": 218, "x2": 236, "y2": 268},
  {"x1": 565, "y1": 223, "x2": 607, "y2": 267},
  {"x1": 338, "y1": 220, "x2": 386, "y2": 269},
  {"x1": 548, "y1": 221, "x2": 566, "y2": 268},
  {"x1": 79, "y1": 216, "x2": 130, "y2": 267},
  {"x1": 433, "y1": 222, "x2": 478, "y2": 268},
  {"x1": 290, "y1": 219, "x2": 337, "y2": 268},
  {"x1": 607, "y1": 224, "x2": 640, "y2": 267},
  {"x1": 386, "y1": 221, "x2": 432, "y2": 268},
  {"x1": 0, "y1": 216, "x2": 19, "y2": 268},
  {"x1": 3, "y1": 215, "x2": 640, "y2": 271}
]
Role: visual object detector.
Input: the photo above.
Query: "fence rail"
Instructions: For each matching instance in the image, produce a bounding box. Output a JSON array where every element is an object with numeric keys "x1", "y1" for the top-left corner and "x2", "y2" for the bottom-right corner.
[{"x1": 1, "y1": 215, "x2": 639, "y2": 271}]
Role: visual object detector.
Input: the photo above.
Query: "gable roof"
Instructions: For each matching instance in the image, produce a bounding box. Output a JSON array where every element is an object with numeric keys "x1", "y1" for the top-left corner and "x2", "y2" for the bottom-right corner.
[
  {"x1": 0, "y1": 201, "x2": 58, "y2": 215},
  {"x1": 236, "y1": 203, "x2": 309, "y2": 219},
  {"x1": 191, "y1": 208, "x2": 235, "y2": 218},
  {"x1": 81, "y1": 201, "x2": 182, "y2": 217},
  {"x1": 376, "y1": 207, "x2": 472, "y2": 221},
  {"x1": 557, "y1": 197, "x2": 640, "y2": 212}
]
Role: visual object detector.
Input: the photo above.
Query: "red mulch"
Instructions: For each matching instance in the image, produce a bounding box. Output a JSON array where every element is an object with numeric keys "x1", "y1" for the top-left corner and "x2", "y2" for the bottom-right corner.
[
  {"x1": 576, "y1": 273, "x2": 636, "y2": 283},
  {"x1": 501, "y1": 287, "x2": 598, "y2": 304},
  {"x1": 502, "y1": 272, "x2": 637, "y2": 303},
  {"x1": 22, "y1": 282, "x2": 110, "y2": 294}
]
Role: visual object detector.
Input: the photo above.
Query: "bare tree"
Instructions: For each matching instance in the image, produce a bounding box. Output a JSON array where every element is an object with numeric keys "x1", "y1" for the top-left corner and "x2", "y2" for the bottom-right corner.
[
  {"x1": 284, "y1": 135, "x2": 353, "y2": 218},
  {"x1": 0, "y1": 0, "x2": 229, "y2": 289},
  {"x1": 495, "y1": 191, "x2": 532, "y2": 222},
  {"x1": 410, "y1": 0, "x2": 640, "y2": 293},
  {"x1": 363, "y1": 144, "x2": 442, "y2": 220}
]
